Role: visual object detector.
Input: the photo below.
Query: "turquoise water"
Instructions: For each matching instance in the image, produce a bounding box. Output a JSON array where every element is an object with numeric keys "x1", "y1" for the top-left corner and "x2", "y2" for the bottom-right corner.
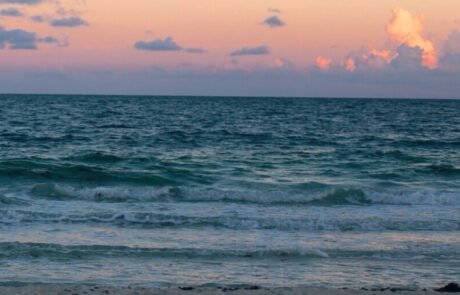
[{"x1": 0, "y1": 95, "x2": 459, "y2": 288}]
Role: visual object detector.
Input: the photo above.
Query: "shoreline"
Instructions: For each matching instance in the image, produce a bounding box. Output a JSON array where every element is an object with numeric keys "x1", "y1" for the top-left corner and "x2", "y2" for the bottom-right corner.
[{"x1": 0, "y1": 284, "x2": 457, "y2": 295}]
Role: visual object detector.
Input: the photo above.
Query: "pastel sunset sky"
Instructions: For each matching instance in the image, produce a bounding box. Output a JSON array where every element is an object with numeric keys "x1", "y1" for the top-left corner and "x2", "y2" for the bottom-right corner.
[{"x1": 1, "y1": 0, "x2": 460, "y2": 98}]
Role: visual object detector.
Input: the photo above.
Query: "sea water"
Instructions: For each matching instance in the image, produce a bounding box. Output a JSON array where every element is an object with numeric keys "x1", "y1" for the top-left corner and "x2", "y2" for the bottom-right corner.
[{"x1": 0, "y1": 95, "x2": 459, "y2": 288}]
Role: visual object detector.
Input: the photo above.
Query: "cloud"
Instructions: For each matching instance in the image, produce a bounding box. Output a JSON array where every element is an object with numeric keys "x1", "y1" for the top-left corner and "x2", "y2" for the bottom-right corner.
[
  {"x1": 315, "y1": 56, "x2": 331, "y2": 70},
  {"x1": 134, "y1": 36, "x2": 182, "y2": 51},
  {"x1": 30, "y1": 14, "x2": 45, "y2": 22},
  {"x1": 268, "y1": 8, "x2": 281, "y2": 14},
  {"x1": 50, "y1": 16, "x2": 88, "y2": 27},
  {"x1": 0, "y1": 26, "x2": 37, "y2": 49},
  {"x1": 55, "y1": 6, "x2": 80, "y2": 17},
  {"x1": 38, "y1": 35, "x2": 69, "y2": 47},
  {"x1": 229, "y1": 45, "x2": 269, "y2": 56},
  {"x1": 134, "y1": 36, "x2": 206, "y2": 54},
  {"x1": 0, "y1": 26, "x2": 65, "y2": 49},
  {"x1": 38, "y1": 35, "x2": 58, "y2": 43},
  {"x1": 262, "y1": 15, "x2": 285, "y2": 28},
  {"x1": 4, "y1": 61, "x2": 459, "y2": 99},
  {"x1": 0, "y1": 7, "x2": 22, "y2": 16},
  {"x1": 0, "y1": 0, "x2": 42, "y2": 4},
  {"x1": 443, "y1": 30, "x2": 460, "y2": 55},
  {"x1": 344, "y1": 58, "x2": 356, "y2": 72},
  {"x1": 184, "y1": 47, "x2": 206, "y2": 53},
  {"x1": 316, "y1": 8, "x2": 441, "y2": 73},
  {"x1": 440, "y1": 53, "x2": 460, "y2": 72},
  {"x1": 271, "y1": 57, "x2": 293, "y2": 68},
  {"x1": 386, "y1": 7, "x2": 437, "y2": 68},
  {"x1": 440, "y1": 30, "x2": 460, "y2": 70},
  {"x1": 335, "y1": 45, "x2": 428, "y2": 73},
  {"x1": 342, "y1": 48, "x2": 394, "y2": 72},
  {"x1": 390, "y1": 45, "x2": 424, "y2": 70},
  {"x1": 370, "y1": 49, "x2": 392, "y2": 60}
]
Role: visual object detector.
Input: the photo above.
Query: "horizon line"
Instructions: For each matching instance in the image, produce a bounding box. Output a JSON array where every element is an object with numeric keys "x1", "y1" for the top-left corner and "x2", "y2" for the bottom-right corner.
[{"x1": 1, "y1": 93, "x2": 459, "y2": 101}]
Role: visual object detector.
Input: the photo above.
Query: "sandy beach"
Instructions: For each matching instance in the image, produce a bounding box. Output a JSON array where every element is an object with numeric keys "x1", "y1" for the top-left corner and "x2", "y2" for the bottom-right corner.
[{"x1": 0, "y1": 285, "x2": 456, "y2": 295}]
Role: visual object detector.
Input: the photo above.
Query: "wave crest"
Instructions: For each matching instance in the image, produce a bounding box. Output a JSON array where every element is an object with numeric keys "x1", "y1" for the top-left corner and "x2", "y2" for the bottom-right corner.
[
  {"x1": 1, "y1": 209, "x2": 458, "y2": 232},
  {"x1": 25, "y1": 183, "x2": 460, "y2": 206},
  {"x1": 0, "y1": 242, "x2": 328, "y2": 259}
]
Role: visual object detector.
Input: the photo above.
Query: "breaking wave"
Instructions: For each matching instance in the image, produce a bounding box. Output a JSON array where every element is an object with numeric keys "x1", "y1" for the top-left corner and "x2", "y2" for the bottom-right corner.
[
  {"x1": 26, "y1": 183, "x2": 460, "y2": 206},
  {"x1": 1, "y1": 242, "x2": 457, "y2": 261},
  {"x1": 1, "y1": 209, "x2": 458, "y2": 232}
]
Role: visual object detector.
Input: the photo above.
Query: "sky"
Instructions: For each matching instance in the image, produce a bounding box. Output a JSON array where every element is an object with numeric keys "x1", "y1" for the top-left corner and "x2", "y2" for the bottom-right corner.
[{"x1": 0, "y1": 0, "x2": 460, "y2": 98}]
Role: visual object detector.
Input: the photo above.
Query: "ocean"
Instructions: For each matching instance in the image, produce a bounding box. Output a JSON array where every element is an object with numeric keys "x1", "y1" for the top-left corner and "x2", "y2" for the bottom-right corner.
[{"x1": 0, "y1": 94, "x2": 459, "y2": 288}]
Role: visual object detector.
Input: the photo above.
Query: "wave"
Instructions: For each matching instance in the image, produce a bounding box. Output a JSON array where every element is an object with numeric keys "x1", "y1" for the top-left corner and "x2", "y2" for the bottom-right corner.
[
  {"x1": 1, "y1": 242, "x2": 456, "y2": 261},
  {"x1": 0, "y1": 160, "x2": 161, "y2": 183},
  {"x1": 0, "y1": 242, "x2": 328, "y2": 260},
  {"x1": 0, "y1": 159, "x2": 215, "y2": 186},
  {"x1": 1, "y1": 209, "x2": 458, "y2": 232},
  {"x1": 25, "y1": 183, "x2": 460, "y2": 206},
  {"x1": 395, "y1": 139, "x2": 460, "y2": 148},
  {"x1": 29, "y1": 183, "x2": 174, "y2": 202},
  {"x1": 364, "y1": 190, "x2": 460, "y2": 206},
  {"x1": 0, "y1": 132, "x2": 83, "y2": 144},
  {"x1": 369, "y1": 150, "x2": 427, "y2": 162},
  {"x1": 64, "y1": 152, "x2": 124, "y2": 164},
  {"x1": 27, "y1": 183, "x2": 373, "y2": 205},
  {"x1": 424, "y1": 164, "x2": 460, "y2": 176},
  {"x1": 0, "y1": 195, "x2": 29, "y2": 206},
  {"x1": 95, "y1": 124, "x2": 135, "y2": 129}
]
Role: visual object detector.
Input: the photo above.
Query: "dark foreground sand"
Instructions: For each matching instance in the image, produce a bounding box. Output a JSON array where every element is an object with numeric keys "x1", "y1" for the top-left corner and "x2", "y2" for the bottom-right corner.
[{"x1": 0, "y1": 285, "x2": 457, "y2": 295}]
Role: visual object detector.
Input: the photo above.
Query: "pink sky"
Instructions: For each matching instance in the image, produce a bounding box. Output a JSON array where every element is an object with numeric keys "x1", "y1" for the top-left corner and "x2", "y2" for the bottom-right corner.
[{"x1": 0, "y1": 0, "x2": 459, "y2": 97}]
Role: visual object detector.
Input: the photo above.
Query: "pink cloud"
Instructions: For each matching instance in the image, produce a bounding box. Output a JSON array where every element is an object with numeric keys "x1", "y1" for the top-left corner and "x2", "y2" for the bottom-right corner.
[{"x1": 386, "y1": 7, "x2": 437, "y2": 68}]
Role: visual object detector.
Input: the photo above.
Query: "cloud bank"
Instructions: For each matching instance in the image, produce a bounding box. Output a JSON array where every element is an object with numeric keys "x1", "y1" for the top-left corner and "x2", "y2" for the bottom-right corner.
[
  {"x1": 3, "y1": 60, "x2": 459, "y2": 99},
  {"x1": 318, "y1": 7, "x2": 443, "y2": 75}
]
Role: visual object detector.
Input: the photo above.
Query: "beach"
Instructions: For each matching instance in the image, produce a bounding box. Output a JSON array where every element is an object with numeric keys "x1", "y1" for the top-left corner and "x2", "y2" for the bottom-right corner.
[{"x1": 0, "y1": 285, "x2": 451, "y2": 295}]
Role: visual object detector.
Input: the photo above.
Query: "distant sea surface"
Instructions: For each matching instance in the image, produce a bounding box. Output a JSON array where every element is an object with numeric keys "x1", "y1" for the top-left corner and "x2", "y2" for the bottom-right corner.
[{"x1": 0, "y1": 95, "x2": 459, "y2": 288}]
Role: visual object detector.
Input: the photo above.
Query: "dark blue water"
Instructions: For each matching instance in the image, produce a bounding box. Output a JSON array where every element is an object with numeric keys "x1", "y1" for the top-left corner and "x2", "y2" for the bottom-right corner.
[{"x1": 0, "y1": 95, "x2": 459, "y2": 288}]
